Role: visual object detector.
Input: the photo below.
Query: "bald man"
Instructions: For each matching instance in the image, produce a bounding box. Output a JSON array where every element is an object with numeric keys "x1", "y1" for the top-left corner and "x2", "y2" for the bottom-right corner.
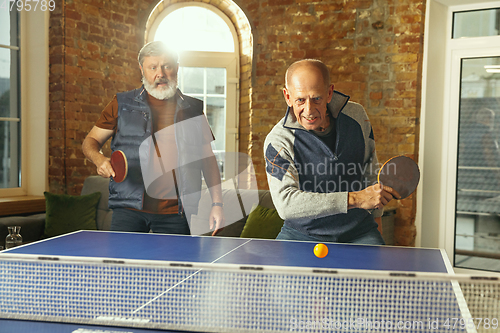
[{"x1": 264, "y1": 59, "x2": 399, "y2": 245}]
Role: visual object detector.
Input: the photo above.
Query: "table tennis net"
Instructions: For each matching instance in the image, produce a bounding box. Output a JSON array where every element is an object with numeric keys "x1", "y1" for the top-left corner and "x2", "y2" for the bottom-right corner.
[{"x1": 0, "y1": 254, "x2": 499, "y2": 333}]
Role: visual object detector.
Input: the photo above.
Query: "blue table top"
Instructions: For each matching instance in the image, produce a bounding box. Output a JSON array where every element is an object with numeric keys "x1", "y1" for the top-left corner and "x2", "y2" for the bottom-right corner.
[{"x1": 2, "y1": 230, "x2": 450, "y2": 273}]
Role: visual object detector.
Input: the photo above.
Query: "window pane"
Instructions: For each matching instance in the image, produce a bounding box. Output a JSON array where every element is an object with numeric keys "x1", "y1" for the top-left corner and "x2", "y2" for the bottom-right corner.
[
  {"x1": 178, "y1": 66, "x2": 227, "y2": 178},
  {"x1": 206, "y1": 97, "x2": 225, "y2": 152},
  {"x1": 0, "y1": 10, "x2": 10, "y2": 47},
  {"x1": 453, "y1": 8, "x2": 500, "y2": 38},
  {"x1": 0, "y1": 121, "x2": 20, "y2": 188},
  {"x1": 455, "y1": 57, "x2": 500, "y2": 272},
  {"x1": 0, "y1": 48, "x2": 19, "y2": 119},
  {"x1": 180, "y1": 67, "x2": 204, "y2": 94},
  {"x1": 0, "y1": 49, "x2": 12, "y2": 118},
  {"x1": 0, "y1": 11, "x2": 20, "y2": 190},
  {"x1": 206, "y1": 68, "x2": 225, "y2": 95},
  {"x1": 154, "y1": 6, "x2": 234, "y2": 53},
  {"x1": 0, "y1": 10, "x2": 18, "y2": 47}
]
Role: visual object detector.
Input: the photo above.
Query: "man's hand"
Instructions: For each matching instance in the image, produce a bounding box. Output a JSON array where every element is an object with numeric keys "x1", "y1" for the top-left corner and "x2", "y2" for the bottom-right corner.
[
  {"x1": 209, "y1": 205, "x2": 225, "y2": 236},
  {"x1": 82, "y1": 126, "x2": 115, "y2": 178},
  {"x1": 348, "y1": 183, "x2": 401, "y2": 211},
  {"x1": 95, "y1": 156, "x2": 115, "y2": 179}
]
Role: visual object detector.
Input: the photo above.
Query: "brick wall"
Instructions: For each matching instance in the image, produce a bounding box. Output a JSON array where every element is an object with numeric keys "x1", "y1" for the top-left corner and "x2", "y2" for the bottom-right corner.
[
  {"x1": 242, "y1": 0, "x2": 425, "y2": 246},
  {"x1": 49, "y1": 0, "x2": 150, "y2": 194},
  {"x1": 48, "y1": 0, "x2": 425, "y2": 246}
]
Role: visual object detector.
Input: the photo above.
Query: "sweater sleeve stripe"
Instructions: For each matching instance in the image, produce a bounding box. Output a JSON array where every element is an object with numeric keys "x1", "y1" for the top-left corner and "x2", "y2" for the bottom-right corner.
[{"x1": 265, "y1": 143, "x2": 292, "y2": 181}]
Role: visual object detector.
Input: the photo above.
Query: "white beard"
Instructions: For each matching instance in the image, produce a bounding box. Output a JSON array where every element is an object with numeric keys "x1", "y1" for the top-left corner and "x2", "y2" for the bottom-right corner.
[{"x1": 142, "y1": 76, "x2": 177, "y2": 100}]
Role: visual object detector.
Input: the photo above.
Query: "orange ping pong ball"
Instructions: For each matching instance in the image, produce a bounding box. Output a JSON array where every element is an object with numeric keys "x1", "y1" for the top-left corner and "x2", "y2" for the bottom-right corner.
[{"x1": 313, "y1": 243, "x2": 328, "y2": 258}]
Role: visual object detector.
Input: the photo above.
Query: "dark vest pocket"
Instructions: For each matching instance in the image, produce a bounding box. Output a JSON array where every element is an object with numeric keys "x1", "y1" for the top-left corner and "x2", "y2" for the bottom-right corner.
[{"x1": 118, "y1": 109, "x2": 148, "y2": 136}]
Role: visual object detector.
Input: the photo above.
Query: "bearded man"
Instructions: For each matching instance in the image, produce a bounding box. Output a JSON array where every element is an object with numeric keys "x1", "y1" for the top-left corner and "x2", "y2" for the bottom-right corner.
[{"x1": 82, "y1": 41, "x2": 223, "y2": 235}]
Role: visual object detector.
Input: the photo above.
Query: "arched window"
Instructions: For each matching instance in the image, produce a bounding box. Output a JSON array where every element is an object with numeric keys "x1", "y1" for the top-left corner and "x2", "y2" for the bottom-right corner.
[
  {"x1": 154, "y1": 6, "x2": 234, "y2": 53},
  {"x1": 147, "y1": 3, "x2": 240, "y2": 179}
]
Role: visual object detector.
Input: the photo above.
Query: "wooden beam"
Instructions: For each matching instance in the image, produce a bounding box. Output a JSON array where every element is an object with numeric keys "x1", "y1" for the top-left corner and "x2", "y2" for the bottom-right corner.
[{"x1": 0, "y1": 196, "x2": 46, "y2": 217}]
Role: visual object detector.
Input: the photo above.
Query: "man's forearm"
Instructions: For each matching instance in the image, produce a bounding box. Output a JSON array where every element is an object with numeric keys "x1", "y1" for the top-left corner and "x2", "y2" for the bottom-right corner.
[
  {"x1": 82, "y1": 137, "x2": 107, "y2": 167},
  {"x1": 202, "y1": 155, "x2": 223, "y2": 203}
]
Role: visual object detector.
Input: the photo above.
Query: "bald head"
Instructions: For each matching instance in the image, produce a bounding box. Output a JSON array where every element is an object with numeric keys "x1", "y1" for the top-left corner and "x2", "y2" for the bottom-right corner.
[
  {"x1": 282, "y1": 59, "x2": 334, "y2": 131},
  {"x1": 285, "y1": 59, "x2": 330, "y2": 90}
]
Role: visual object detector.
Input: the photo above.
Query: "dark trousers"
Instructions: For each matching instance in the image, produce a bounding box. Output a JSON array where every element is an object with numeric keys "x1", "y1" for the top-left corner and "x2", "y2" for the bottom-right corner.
[
  {"x1": 110, "y1": 208, "x2": 190, "y2": 235},
  {"x1": 276, "y1": 224, "x2": 385, "y2": 245}
]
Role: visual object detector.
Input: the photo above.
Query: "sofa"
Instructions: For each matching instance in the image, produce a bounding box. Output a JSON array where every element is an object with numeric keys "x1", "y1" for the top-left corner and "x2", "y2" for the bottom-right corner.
[
  {"x1": 0, "y1": 176, "x2": 395, "y2": 247},
  {"x1": 0, "y1": 176, "x2": 277, "y2": 247}
]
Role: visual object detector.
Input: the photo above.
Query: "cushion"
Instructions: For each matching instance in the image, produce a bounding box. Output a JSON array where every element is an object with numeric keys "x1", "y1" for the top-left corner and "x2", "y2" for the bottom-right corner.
[
  {"x1": 240, "y1": 204, "x2": 284, "y2": 239},
  {"x1": 43, "y1": 191, "x2": 101, "y2": 238}
]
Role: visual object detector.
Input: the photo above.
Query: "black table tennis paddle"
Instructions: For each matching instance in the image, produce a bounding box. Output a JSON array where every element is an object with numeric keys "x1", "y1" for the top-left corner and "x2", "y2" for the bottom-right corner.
[{"x1": 377, "y1": 155, "x2": 420, "y2": 199}]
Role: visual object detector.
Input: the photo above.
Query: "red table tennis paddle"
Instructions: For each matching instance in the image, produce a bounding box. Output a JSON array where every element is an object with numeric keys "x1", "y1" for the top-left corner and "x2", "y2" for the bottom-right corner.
[
  {"x1": 377, "y1": 155, "x2": 420, "y2": 199},
  {"x1": 110, "y1": 150, "x2": 128, "y2": 183}
]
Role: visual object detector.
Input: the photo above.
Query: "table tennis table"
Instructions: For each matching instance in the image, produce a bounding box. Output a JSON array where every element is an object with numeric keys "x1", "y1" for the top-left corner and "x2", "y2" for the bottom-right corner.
[{"x1": 0, "y1": 230, "x2": 498, "y2": 333}]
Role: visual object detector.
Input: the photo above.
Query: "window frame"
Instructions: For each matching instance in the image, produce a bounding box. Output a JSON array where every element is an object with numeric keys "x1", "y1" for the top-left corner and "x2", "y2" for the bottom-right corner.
[
  {"x1": 147, "y1": 2, "x2": 239, "y2": 56},
  {"x1": 146, "y1": 2, "x2": 240, "y2": 178},
  {"x1": 0, "y1": 10, "x2": 49, "y2": 198},
  {"x1": 0, "y1": 10, "x2": 21, "y2": 193},
  {"x1": 420, "y1": 0, "x2": 500, "y2": 275},
  {"x1": 178, "y1": 51, "x2": 239, "y2": 154}
]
